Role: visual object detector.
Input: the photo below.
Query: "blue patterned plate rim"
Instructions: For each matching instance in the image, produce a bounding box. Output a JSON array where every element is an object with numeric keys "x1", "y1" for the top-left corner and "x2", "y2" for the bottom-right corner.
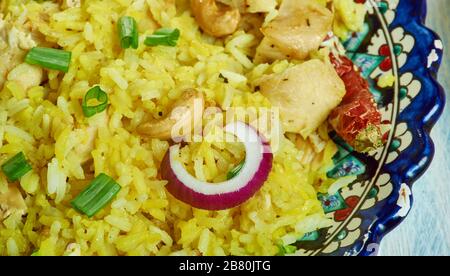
[{"x1": 357, "y1": 0, "x2": 446, "y2": 256}]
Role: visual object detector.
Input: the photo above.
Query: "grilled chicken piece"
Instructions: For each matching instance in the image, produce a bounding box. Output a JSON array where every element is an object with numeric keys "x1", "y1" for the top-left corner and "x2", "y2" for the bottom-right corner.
[
  {"x1": 245, "y1": 0, "x2": 277, "y2": 13},
  {"x1": 254, "y1": 37, "x2": 291, "y2": 64},
  {"x1": 0, "y1": 185, "x2": 27, "y2": 219},
  {"x1": 0, "y1": 15, "x2": 41, "y2": 90},
  {"x1": 138, "y1": 89, "x2": 205, "y2": 141},
  {"x1": 7, "y1": 63, "x2": 43, "y2": 91},
  {"x1": 0, "y1": 44, "x2": 26, "y2": 90},
  {"x1": 256, "y1": 0, "x2": 333, "y2": 62},
  {"x1": 258, "y1": 59, "x2": 345, "y2": 137}
]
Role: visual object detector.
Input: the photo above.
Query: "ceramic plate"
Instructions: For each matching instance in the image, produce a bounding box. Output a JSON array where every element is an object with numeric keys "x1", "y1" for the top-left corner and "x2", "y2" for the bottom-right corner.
[{"x1": 292, "y1": 0, "x2": 445, "y2": 256}]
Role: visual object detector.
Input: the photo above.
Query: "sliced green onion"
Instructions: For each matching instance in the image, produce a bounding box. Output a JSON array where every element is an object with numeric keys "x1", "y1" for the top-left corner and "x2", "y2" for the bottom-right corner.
[
  {"x1": 82, "y1": 86, "x2": 108, "y2": 118},
  {"x1": 1, "y1": 152, "x2": 32, "y2": 182},
  {"x1": 144, "y1": 28, "x2": 180, "y2": 47},
  {"x1": 118, "y1": 16, "x2": 139, "y2": 49},
  {"x1": 25, "y1": 47, "x2": 72, "y2": 73},
  {"x1": 71, "y1": 173, "x2": 121, "y2": 218},
  {"x1": 276, "y1": 244, "x2": 297, "y2": 256},
  {"x1": 226, "y1": 161, "x2": 245, "y2": 180}
]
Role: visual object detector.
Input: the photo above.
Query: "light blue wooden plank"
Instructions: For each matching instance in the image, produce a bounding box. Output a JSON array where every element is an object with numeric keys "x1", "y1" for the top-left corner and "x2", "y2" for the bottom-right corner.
[{"x1": 379, "y1": 0, "x2": 450, "y2": 256}]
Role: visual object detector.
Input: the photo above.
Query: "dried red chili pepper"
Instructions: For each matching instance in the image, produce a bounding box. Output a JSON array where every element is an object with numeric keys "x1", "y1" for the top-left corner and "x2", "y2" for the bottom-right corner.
[{"x1": 328, "y1": 54, "x2": 383, "y2": 152}]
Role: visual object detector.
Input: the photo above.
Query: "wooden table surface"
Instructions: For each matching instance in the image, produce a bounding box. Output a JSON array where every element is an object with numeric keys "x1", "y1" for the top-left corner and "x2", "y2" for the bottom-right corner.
[{"x1": 378, "y1": 0, "x2": 450, "y2": 256}]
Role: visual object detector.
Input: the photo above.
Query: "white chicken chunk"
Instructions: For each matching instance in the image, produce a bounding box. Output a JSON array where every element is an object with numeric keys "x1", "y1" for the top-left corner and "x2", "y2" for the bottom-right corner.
[
  {"x1": 258, "y1": 59, "x2": 345, "y2": 137},
  {"x1": 73, "y1": 112, "x2": 110, "y2": 164},
  {"x1": 246, "y1": 0, "x2": 277, "y2": 13},
  {"x1": 256, "y1": 0, "x2": 333, "y2": 62},
  {"x1": 7, "y1": 63, "x2": 43, "y2": 91},
  {"x1": 73, "y1": 127, "x2": 97, "y2": 164},
  {"x1": 0, "y1": 16, "x2": 40, "y2": 90},
  {"x1": 0, "y1": 185, "x2": 27, "y2": 219},
  {"x1": 63, "y1": 0, "x2": 82, "y2": 8},
  {"x1": 255, "y1": 37, "x2": 291, "y2": 64},
  {"x1": 0, "y1": 42, "x2": 25, "y2": 90}
]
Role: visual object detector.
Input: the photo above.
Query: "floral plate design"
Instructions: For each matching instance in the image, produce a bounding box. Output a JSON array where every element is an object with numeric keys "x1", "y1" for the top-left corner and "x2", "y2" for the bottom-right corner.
[{"x1": 285, "y1": 0, "x2": 445, "y2": 256}]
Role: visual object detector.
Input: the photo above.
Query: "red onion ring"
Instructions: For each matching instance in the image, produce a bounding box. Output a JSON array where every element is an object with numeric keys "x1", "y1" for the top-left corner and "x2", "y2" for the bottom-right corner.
[{"x1": 161, "y1": 122, "x2": 273, "y2": 210}]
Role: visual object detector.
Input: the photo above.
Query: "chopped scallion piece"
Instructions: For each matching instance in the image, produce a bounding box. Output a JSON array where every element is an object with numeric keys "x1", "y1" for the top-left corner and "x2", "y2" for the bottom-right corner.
[
  {"x1": 144, "y1": 28, "x2": 180, "y2": 47},
  {"x1": 1, "y1": 152, "x2": 32, "y2": 182},
  {"x1": 71, "y1": 173, "x2": 121, "y2": 218},
  {"x1": 277, "y1": 244, "x2": 297, "y2": 256},
  {"x1": 226, "y1": 161, "x2": 245, "y2": 180},
  {"x1": 25, "y1": 47, "x2": 72, "y2": 72},
  {"x1": 118, "y1": 16, "x2": 139, "y2": 49},
  {"x1": 82, "y1": 86, "x2": 108, "y2": 118}
]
